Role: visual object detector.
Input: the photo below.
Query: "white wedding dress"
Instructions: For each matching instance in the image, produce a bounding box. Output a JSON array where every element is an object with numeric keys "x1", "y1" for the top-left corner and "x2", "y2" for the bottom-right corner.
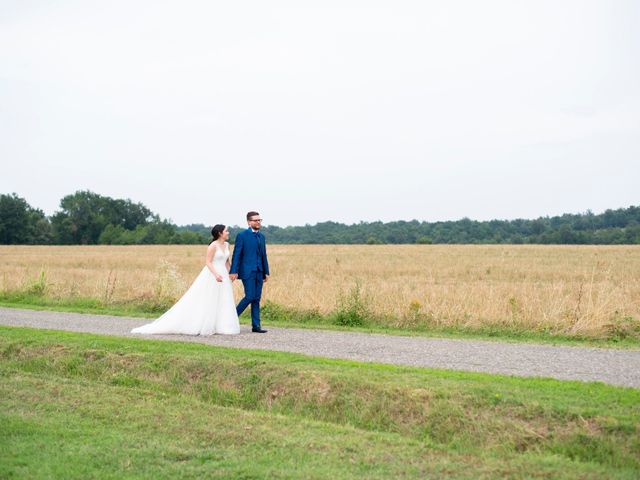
[{"x1": 131, "y1": 243, "x2": 240, "y2": 335}]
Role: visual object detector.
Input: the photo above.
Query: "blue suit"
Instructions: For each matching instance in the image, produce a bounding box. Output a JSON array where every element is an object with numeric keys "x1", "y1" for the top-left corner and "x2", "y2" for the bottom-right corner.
[{"x1": 230, "y1": 229, "x2": 270, "y2": 329}]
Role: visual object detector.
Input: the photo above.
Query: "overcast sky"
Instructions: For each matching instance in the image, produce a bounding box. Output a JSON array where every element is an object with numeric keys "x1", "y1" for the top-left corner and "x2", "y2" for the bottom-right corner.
[{"x1": 1, "y1": 0, "x2": 639, "y2": 227}]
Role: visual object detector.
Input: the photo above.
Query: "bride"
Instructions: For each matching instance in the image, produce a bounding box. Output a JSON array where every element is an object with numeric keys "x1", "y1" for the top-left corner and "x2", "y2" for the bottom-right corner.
[{"x1": 131, "y1": 224, "x2": 240, "y2": 335}]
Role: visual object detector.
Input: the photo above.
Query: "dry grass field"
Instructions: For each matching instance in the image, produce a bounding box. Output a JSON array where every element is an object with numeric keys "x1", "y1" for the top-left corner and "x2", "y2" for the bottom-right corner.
[{"x1": 1, "y1": 244, "x2": 639, "y2": 337}]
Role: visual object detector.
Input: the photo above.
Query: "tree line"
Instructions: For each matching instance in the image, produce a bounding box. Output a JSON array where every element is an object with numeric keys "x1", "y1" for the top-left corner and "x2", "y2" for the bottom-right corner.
[
  {"x1": 0, "y1": 191, "x2": 202, "y2": 245},
  {"x1": 1, "y1": 191, "x2": 639, "y2": 245}
]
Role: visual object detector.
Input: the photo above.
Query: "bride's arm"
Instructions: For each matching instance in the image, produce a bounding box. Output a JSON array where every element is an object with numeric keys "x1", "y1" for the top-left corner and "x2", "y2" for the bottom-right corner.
[
  {"x1": 225, "y1": 242, "x2": 231, "y2": 272},
  {"x1": 206, "y1": 243, "x2": 223, "y2": 281}
]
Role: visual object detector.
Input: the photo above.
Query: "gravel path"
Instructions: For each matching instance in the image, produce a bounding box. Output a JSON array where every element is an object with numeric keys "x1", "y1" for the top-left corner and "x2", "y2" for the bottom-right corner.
[{"x1": 1, "y1": 306, "x2": 639, "y2": 388}]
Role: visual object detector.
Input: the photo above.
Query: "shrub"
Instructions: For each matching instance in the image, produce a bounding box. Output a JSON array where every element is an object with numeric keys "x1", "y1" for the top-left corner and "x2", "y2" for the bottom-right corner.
[
  {"x1": 333, "y1": 281, "x2": 371, "y2": 327},
  {"x1": 24, "y1": 270, "x2": 48, "y2": 297}
]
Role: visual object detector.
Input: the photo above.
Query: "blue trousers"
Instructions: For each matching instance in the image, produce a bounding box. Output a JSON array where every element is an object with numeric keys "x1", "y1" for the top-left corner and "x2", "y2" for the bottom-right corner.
[{"x1": 236, "y1": 271, "x2": 264, "y2": 329}]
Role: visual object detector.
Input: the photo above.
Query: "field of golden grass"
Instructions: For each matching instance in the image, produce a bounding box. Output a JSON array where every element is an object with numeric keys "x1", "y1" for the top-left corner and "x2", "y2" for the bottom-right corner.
[{"x1": 1, "y1": 244, "x2": 639, "y2": 336}]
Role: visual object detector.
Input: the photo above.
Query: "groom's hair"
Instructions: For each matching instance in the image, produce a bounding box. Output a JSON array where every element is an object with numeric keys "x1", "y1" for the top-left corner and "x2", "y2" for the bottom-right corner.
[{"x1": 246, "y1": 211, "x2": 260, "y2": 220}]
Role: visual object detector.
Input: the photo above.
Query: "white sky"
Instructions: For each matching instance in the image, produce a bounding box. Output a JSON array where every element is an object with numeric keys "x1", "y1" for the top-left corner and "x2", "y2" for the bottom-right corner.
[{"x1": 1, "y1": 0, "x2": 639, "y2": 227}]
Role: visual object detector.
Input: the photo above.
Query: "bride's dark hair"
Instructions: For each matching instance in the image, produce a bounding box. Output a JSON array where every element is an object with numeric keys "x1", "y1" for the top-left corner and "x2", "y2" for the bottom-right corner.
[{"x1": 211, "y1": 224, "x2": 226, "y2": 242}]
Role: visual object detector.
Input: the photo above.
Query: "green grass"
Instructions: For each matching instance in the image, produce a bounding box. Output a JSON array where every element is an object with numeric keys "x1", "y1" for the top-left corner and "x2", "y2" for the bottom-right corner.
[
  {"x1": 0, "y1": 293, "x2": 170, "y2": 318},
  {"x1": 1, "y1": 326, "x2": 639, "y2": 478},
  {"x1": 2, "y1": 292, "x2": 640, "y2": 349}
]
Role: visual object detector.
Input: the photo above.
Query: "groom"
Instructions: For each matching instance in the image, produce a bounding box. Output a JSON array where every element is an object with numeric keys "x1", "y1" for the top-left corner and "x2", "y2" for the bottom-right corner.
[{"x1": 230, "y1": 211, "x2": 270, "y2": 333}]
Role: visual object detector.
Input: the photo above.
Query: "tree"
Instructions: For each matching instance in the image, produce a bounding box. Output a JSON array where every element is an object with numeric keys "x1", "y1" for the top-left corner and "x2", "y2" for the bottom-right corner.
[
  {"x1": 4, "y1": 189, "x2": 640, "y2": 245},
  {"x1": 26, "y1": 209, "x2": 53, "y2": 244},
  {"x1": 51, "y1": 191, "x2": 155, "y2": 244},
  {"x1": 0, "y1": 193, "x2": 30, "y2": 244},
  {"x1": 172, "y1": 230, "x2": 207, "y2": 244},
  {"x1": 0, "y1": 193, "x2": 51, "y2": 244},
  {"x1": 51, "y1": 191, "x2": 110, "y2": 244},
  {"x1": 98, "y1": 224, "x2": 127, "y2": 244}
]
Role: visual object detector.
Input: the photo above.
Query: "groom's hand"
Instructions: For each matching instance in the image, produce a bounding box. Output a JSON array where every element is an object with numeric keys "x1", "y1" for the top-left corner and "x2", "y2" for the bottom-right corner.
[
  {"x1": 229, "y1": 273, "x2": 238, "y2": 282},
  {"x1": 264, "y1": 275, "x2": 269, "y2": 283}
]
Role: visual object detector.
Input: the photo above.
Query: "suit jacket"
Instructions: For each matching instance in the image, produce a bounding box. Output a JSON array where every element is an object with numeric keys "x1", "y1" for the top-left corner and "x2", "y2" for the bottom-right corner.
[{"x1": 230, "y1": 228, "x2": 270, "y2": 280}]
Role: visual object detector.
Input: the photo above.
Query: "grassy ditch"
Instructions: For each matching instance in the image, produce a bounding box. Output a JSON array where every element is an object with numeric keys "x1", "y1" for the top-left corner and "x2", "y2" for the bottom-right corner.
[{"x1": 1, "y1": 326, "x2": 639, "y2": 478}]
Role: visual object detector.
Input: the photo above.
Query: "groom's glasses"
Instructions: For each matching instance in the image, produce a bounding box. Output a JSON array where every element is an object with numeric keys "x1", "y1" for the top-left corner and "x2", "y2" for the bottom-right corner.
[{"x1": 250, "y1": 219, "x2": 263, "y2": 223}]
